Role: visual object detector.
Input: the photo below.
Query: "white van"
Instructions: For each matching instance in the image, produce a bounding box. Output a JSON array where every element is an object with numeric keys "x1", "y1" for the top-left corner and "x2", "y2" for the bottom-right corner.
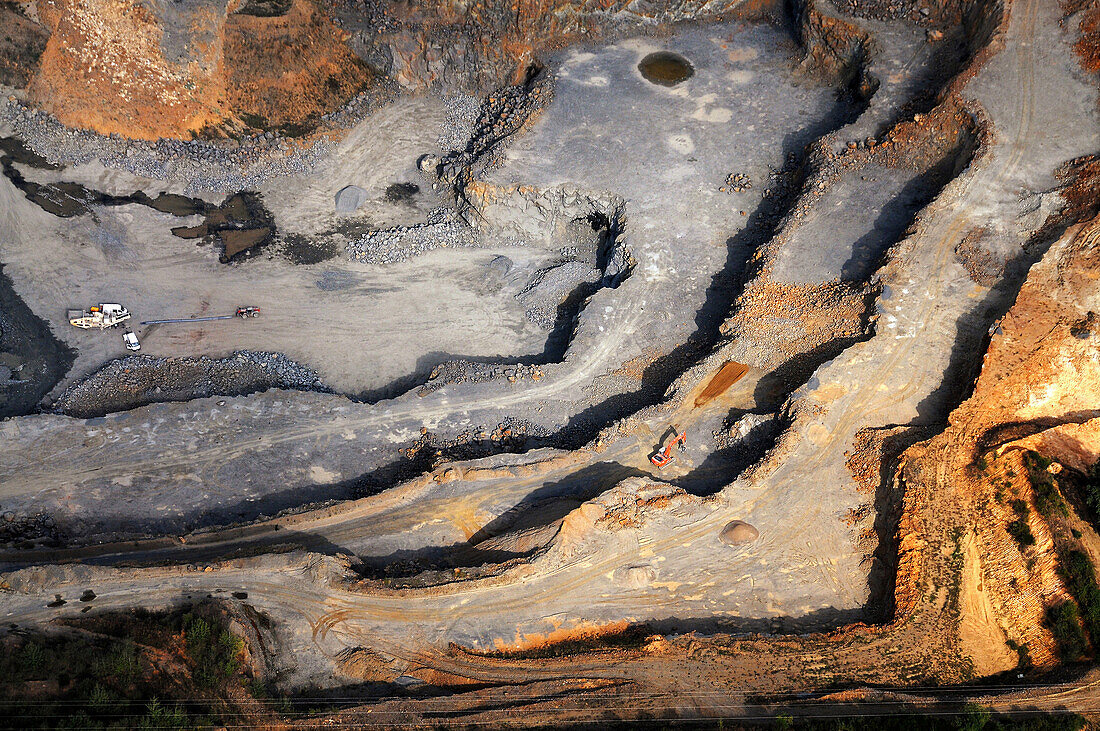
[{"x1": 123, "y1": 331, "x2": 141, "y2": 351}]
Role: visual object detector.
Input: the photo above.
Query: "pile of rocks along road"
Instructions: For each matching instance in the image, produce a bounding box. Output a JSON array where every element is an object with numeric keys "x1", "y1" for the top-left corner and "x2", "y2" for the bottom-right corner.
[
  {"x1": 0, "y1": 97, "x2": 339, "y2": 193},
  {"x1": 52, "y1": 350, "x2": 327, "y2": 419},
  {"x1": 417, "y1": 360, "x2": 545, "y2": 395}
]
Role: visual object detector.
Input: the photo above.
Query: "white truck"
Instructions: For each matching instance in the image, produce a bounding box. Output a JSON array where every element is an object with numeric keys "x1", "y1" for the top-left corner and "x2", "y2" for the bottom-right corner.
[{"x1": 68, "y1": 304, "x2": 132, "y2": 329}]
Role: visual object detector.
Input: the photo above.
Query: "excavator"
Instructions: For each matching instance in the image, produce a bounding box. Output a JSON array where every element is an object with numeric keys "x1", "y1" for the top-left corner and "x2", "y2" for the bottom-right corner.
[{"x1": 650, "y1": 426, "x2": 687, "y2": 469}]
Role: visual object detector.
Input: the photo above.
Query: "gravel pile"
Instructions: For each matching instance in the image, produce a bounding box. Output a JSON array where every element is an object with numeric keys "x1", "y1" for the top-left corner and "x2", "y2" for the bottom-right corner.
[
  {"x1": 417, "y1": 360, "x2": 545, "y2": 396},
  {"x1": 516, "y1": 261, "x2": 601, "y2": 330},
  {"x1": 318, "y1": 82, "x2": 398, "y2": 130},
  {"x1": 1, "y1": 97, "x2": 333, "y2": 193},
  {"x1": 53, "y1": 350, "x2": 327, "y2": 418},
  {"x1": 438, "y1": 93, "x2": 482, "y2": 151},
  {"x1": 433, "y1": 73, "x2": 554, "y2": 203},
  {"x1": 346, "y1": 209, "x2": 479, "y2": 265}
]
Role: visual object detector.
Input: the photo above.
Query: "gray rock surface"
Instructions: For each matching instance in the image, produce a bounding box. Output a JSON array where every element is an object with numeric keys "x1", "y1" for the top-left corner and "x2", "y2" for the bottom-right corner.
[{"x1": 335, "y1": 185, "x2": 368, "y2": 213}]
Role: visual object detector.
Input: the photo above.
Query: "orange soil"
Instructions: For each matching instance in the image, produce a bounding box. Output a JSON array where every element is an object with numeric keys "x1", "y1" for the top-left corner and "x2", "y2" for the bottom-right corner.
[
  {"x1": 24, "y1": 0, "x2": 375, "y2": 140},
  {"x1": 694, "y1": 360, "x2": 750, "y2": 408},
  {"x1": 222, "y1": 0, "x2": 375, "y2": 133}
]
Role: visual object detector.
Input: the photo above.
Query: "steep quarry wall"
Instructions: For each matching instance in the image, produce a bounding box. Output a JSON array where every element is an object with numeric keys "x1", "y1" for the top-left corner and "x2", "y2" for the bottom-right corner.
[
  {"x1": 900, "y1": 217, "x2": 1100, "y2": 671},
  {"x1": 19, "y1": 0, "x2": 374, "y2": 139},
  {"x1": 9, "y1": 0, "x2": 753, "y2": 140},
  {"x1": 28, "y1": 0, "x2": 230, "y2": 139}
]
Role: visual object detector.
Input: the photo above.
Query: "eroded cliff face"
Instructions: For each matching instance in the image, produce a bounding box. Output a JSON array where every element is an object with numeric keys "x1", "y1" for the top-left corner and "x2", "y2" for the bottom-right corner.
[
  {"x1": 900, "y1": 216, "x2": 1100, "y2": 671},
  {"x1": 0, "y1": 0, "x2": 1041, "y2": 143},
  {"x1": 222, "y1": 0, "x2": 377, "y2": 135},
  {"x1": 8, "y1": 0, "x2": 755, "y2": 140},
  {"x1": 340, "y1": 0, "x2": 748, "y2": 90},
  {"x1": 18, "y1": 0, "x2": 374, "y2": 140}
]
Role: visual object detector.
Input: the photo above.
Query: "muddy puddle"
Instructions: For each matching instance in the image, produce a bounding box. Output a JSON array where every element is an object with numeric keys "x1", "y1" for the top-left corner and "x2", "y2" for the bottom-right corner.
[
  {"x1": 638, "y1": 51, "x2": 694, "y2": 86},
  {"x1": 0, "y1": 137, "x2": 277, "y2": 262},
  {"x1": 0, "y1": 137, "x2": 206, "y2": 218},
  {"x1": 176, "y1": 192, "x2": 277, "y2": 263}
]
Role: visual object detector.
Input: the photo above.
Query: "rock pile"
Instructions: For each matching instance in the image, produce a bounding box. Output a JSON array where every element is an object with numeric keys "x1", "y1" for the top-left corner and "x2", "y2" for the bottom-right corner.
[
  {"x1": 1, "y1": 97, "x2": 334, "y2": 193},
  {"x1": 0, "y1": 509, "x2": 61, "y2": 547},
  {"x1": 53, "y1": 350, "x2": 327, "y2": 418},
  {"x1": 417, "y1": 360, "x2": 545, "y2": 396},
  {"x1": 346, "y1": 214, "x2": 478, "y2": 265}
]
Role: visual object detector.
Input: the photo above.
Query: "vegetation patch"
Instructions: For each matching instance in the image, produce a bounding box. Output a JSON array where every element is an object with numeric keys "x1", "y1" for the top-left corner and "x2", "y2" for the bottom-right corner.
[
  {"x1": 1078, "y1": 461, "x2": 1100, "y2": 525},
  {"x1": 1007, "y1": 498, "x2": 1035, "y2": 548},
  {"x1": 1024, "y1": 452, "x2": 1067, "y2": 518},
  {"x1": 1056, "y1": 548, "x2": 1100, "y2": 649},
  {"x1": 0, "y1": 602, "x2": 269, "y2": 730},
  {"x1": 1045, "y1": 600, "x2": 1089, "y2": 661}
]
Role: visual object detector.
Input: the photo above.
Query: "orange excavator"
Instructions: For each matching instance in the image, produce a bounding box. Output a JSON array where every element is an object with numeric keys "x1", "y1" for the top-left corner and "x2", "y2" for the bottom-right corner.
[{"x1": 650, "y1": 426, "x2": 687, "y2": 469}]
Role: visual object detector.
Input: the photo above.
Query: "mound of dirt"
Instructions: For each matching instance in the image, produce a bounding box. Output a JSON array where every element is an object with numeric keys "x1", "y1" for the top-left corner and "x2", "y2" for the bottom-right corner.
[
  {"x1": 719, "y1": 520, "x2": 760, "y2": 545},
  {"x1": 52, "y1": 351, "x2": 325, "y2": 418}
]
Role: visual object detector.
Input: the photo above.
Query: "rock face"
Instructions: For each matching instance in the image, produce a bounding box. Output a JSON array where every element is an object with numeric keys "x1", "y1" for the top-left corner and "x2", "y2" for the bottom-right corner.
[
  {"x1": 9, "y1": 0, "x2": 747, "y2": 141},
  {"x1": 21, "y1": 0, "x2": 375, "y2": 140},
  {"x1": 719, "y1": 520, "x2": 760, "y2": 545},
  {"x1": 901, "y1": 216, "x2": 1100, "y2": 670},
  {"x1": 0, "y1": 3, "x2": 49, "y2": 87},
  {"x1": 1002, "y1": 420, "x2": 1100, "y2": 475},
  {"x1": 334, "y1": 185, "x2": 367, "y2": 213},
  {"x1": 28, "y1": 0, "x2": 230, "y2": 140}
]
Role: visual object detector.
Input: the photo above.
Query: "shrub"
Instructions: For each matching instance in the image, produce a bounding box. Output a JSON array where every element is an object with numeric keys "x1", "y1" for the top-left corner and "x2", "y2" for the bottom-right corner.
[
  {"x1": 1046, "y1": 601, "x2": 1088, "y2": 661},
  {"x1": 1083, "y1": 461, "x2": 1100, "y2": 518},
  {"x1": 1007, "y1": 519, "x2": 1035, "y2": 548},
  {"x1": 137, "y1": 698, "x2": 187, "y2": 730},
  {"x1": 183, "y1": 614, "x2": 244, "y2": 689},
  {"x1": 1025, "y1": 453, "x2": 1066, "y2": 517},
  {"x1": 1058, "y1": 550, "x2": 1100, "y2": 644}
]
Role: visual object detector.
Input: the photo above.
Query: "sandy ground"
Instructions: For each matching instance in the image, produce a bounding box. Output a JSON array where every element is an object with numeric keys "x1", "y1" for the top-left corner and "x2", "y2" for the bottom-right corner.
[{"x1": 0, "y1": 96, "x2": 556, "y2": 397}]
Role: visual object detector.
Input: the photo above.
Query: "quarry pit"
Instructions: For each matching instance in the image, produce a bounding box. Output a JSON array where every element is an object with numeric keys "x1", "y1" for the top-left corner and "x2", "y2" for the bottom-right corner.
[{"x1": 2, "y1": 0, "x2": 1100, "y2": 727}]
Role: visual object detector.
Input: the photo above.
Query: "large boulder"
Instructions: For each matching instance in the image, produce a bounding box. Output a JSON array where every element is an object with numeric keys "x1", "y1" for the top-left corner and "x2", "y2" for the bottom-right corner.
[
  {"x1": 335, "y1": 185, "x2": 368, "y2": 213},
  {"x1": 719, "y1": 520, "x2": 759, "y2": 545}
]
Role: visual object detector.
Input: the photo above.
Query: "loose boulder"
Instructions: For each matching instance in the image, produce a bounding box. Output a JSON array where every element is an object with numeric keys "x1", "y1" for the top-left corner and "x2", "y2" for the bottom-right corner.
[
  {"x1": 719, "y1": 520, "x2": 759, "y2": 545},
  {"x1": 613, "y1": 565, "x2": 657, "y2": 589},
  {"x1": 335, "y1": 185, "x2": 368, "y2": 213}
]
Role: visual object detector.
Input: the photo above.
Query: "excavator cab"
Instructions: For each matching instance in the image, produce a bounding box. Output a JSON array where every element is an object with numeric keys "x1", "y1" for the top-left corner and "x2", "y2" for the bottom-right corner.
[{"x1": 650, "y1": 426, "x2": 687, "y2": 469}]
